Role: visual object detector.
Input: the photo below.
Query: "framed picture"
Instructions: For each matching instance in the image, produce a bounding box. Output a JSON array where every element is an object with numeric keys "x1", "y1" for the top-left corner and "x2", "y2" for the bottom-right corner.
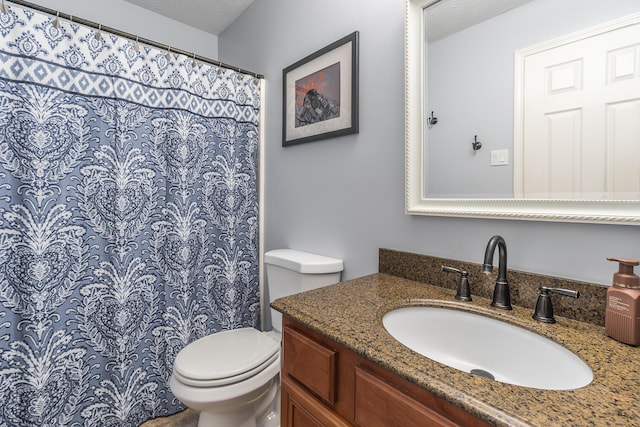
[{"x1": 282, "y1": 31, "x2": 359, "y2": 147}]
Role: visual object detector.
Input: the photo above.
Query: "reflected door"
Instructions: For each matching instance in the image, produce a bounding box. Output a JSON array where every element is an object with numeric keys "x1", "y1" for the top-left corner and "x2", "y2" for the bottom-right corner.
[{"x1": 519, "y1": 19, "x2": 640, "y2": 199}]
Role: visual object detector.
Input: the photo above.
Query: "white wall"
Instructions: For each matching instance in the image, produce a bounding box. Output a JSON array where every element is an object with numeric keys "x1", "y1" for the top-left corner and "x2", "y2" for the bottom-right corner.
[
  {"x1": 220, "y1": 0, "x2": 640, "y2": 287},
  {"x1": 23, "y1": 0, "x2": 219, "y2": 59}
]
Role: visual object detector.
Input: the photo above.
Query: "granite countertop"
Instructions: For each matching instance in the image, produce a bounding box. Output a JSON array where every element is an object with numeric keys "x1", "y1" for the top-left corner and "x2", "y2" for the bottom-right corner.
[{"x1": 271, "y1": 273, "x2": 640, "y2": 427}]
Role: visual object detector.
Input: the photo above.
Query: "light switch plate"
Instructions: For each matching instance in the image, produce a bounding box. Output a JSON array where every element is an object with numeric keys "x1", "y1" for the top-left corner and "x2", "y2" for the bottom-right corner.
[{"x1": 491, "y1": 149, "x2": 509, "y2": 166}]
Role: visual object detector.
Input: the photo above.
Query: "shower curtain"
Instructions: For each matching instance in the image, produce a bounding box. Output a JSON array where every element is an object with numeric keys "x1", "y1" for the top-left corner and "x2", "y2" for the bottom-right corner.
[{"x1": 0, "y1": 4, "x2": 261, "y2": 426}]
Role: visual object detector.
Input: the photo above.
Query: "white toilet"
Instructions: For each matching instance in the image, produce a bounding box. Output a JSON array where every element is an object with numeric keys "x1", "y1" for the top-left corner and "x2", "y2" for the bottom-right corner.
[{"x1": 169, "y1": 249, "x2": 343, "y2": 427}]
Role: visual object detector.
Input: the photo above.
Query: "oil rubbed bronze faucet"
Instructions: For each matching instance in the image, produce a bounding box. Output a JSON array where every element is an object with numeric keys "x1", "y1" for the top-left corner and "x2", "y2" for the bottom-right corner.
[{"x1": 482, "y1": 235, "x2": 512, "y2": 310}]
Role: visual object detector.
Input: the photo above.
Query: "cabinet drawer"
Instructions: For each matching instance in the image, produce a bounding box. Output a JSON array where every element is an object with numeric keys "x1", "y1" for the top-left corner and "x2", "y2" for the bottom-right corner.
[
  {"x1": 355, "y1": 366, "x2": 459, "y2": 427},
  {"x1": 282, "y1": 377, "x2": 351, "y2": 427},
  {"x1": 283, "y1": 325, "x2": 337, "y2": 404}
]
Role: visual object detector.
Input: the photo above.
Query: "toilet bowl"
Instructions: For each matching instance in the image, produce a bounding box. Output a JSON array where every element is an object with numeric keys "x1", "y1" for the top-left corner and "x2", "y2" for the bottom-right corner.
[
  {"x1": 170, "y1": 328, "x2": 281, "y2": 427},
  {"x1": 169, "y1": 249, "x2": 343, "y2": 427}
]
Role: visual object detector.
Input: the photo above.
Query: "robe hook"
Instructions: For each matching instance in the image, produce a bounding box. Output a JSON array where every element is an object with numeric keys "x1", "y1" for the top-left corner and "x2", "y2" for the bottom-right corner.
[
  {"x1": 428, "y1": 111, "x2": 438, "y2": 126},
  {"x1": 472, "y1": 135, "x2": 482, "y2": 151}
]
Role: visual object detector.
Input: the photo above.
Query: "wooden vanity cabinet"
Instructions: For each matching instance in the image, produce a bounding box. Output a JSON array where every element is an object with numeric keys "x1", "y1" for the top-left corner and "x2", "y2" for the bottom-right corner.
[{"x1": 281, "y1": 316, "x2": 491, "y2": 427}]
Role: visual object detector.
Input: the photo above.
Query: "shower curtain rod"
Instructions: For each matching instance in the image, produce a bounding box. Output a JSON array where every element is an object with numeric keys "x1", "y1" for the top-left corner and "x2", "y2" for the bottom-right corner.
[{"x1": 3, "y1": 0, "x2": 264, "y2": 79}]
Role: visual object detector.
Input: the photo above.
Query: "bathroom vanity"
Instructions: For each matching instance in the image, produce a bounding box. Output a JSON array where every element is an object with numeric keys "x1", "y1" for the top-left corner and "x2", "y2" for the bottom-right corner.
[
  {"x1": 281, "y1": 316, "x2": 490, "y2": 426},
  {"x1": 271, "y1": 250, "x2": 640, "y2": 427}
]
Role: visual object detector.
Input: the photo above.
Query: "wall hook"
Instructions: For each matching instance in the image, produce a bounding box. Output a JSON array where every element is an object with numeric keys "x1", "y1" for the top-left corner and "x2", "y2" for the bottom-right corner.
[
  {"x1": 472, "y1": 135, "x2": 482, "y2": 151},
  {"x1": 428, "y1": 111, "x2": 438, "y2": 126}
]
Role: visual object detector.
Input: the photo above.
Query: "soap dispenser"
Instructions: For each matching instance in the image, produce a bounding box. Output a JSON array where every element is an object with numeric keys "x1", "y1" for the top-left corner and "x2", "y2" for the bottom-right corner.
[{"x1": 605, "y1": 257, "x2": 640, "y2": 346}]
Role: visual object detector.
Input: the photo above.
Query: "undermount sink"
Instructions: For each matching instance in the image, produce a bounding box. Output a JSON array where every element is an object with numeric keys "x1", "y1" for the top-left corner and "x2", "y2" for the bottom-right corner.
[{"x1": 383, "y1": 306, "x2": 593, "y2": 390}]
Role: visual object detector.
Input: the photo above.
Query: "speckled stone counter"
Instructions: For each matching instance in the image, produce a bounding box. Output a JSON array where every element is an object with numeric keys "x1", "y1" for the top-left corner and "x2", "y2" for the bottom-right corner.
[{"x1": 271, "y1": 273, "x2": 640, "y2": 426}]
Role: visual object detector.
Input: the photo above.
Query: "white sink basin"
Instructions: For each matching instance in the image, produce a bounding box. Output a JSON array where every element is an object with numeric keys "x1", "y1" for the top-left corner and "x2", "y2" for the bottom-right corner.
[{"x1": 383, "y1": 306, "x2": 593, "y2": 390}]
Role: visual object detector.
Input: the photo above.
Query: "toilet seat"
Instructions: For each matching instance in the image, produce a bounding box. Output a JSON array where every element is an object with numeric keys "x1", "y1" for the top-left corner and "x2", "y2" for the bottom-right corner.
[{"x1": 173, "y1": 327, "x2": 280, "y2": 387}]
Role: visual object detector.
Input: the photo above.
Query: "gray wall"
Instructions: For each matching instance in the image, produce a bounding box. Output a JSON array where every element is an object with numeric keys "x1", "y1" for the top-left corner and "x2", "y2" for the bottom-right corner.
[{"x1": 220, "y1": 0, "x2": 640, "y2": 288}]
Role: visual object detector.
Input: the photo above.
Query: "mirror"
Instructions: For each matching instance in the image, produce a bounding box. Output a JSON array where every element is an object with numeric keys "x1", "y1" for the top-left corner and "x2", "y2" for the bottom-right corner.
[{"x1": 406, "y1": 0, "x2": 640, "y2": 224}]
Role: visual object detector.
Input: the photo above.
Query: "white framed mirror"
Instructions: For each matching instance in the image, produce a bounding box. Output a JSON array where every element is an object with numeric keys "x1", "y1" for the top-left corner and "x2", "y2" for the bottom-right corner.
[{"x1": 405, "y1": 0, "x2": 640, "y2": 224}]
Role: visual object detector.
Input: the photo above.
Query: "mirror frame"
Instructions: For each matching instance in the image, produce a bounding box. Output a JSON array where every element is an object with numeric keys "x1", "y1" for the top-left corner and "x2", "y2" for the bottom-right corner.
[{"x1": 405, "y1": 0, "x2": 640, "y2": 225}]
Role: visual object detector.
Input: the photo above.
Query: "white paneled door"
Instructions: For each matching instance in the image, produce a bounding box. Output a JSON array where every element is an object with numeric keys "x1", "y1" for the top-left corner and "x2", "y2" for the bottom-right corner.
[{"x1": 515, "y1": 15, "x2": 640, "y2": 199}]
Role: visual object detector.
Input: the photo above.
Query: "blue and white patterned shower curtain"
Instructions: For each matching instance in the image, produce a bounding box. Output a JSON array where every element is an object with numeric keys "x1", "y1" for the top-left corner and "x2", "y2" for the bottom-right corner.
[{"x1": 0, "y1": 5, "x2": 261, "y2": 426}]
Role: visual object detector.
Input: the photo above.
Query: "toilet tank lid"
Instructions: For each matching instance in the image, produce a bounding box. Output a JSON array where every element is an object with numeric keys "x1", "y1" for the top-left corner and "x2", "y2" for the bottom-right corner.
[{"x1": 265, "y1": 249, "x2": 344, "y2": 274}]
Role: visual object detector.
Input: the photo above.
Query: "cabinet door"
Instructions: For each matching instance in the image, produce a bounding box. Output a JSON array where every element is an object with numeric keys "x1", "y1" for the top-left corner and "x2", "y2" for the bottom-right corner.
[
  {"x1": 354, "y1": 367, "x2": 459, "y2": 427},
  {"x1": 283, "y1": 325, "x2": 337, "y2": 404},
  {"x1": 282, "y1": 377, "x2": 351, "y2": 427}
]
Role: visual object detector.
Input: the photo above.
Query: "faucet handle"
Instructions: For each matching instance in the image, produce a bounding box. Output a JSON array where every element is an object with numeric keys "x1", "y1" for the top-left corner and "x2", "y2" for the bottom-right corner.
[
  {"x1": 442, "y1": 266, "x2": 472, "y2": 302},
  {"x1": 532, "y1": 286, "x2": 580, "y2": 323}
]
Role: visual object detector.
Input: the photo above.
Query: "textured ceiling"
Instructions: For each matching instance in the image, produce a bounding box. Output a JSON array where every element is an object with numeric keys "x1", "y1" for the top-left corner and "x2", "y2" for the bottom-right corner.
[
  {"x1": 124, "y1": 0, "x2": 254, "y2": 35},
  {"x1": 426, "y1": 0, "x2": 535, "y2": 41}
]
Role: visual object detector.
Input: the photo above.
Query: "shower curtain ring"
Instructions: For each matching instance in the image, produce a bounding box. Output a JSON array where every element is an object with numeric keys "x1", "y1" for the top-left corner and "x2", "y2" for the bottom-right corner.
[
  {"x1": 133, "y1": 35, "x2": 140, "y2": 52},
  {"x1": 95, "y1": 24, "x2": 102, "y2": 41},
  {"x1": 53, "y1": 11, "x2": 60, "y2": 29},
  {"x1": 1, "y1": 0, "x2": 8, "y2": 14}
]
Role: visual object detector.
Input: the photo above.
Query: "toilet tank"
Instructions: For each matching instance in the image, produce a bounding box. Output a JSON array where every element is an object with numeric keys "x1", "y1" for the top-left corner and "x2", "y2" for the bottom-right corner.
[{"x1": 265, "y1": 249, "x2": 343, "y2": 332}]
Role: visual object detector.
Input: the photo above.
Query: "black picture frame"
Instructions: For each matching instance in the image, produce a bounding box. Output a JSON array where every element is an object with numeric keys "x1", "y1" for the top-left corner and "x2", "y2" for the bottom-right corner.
[{"x1": 282, "y1": 31, "x2": 359, "y2": 147}]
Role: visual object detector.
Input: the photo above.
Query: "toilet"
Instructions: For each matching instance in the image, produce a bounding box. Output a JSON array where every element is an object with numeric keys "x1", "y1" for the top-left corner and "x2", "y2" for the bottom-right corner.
[{"x1": 169, "y1": 249, "x2": 343, "y2": 427}]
